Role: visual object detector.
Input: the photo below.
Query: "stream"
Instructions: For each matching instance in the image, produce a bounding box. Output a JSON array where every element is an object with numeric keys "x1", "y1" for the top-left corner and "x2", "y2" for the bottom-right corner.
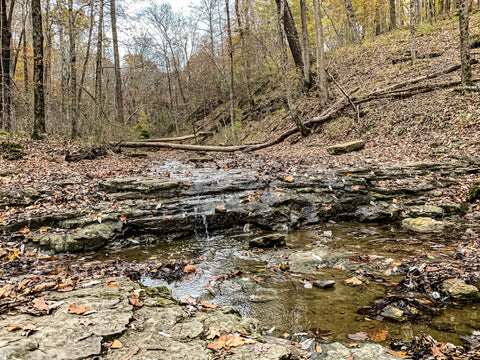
[{"x1": 95, "y1": 222, "x2": 480, "y2": 346}]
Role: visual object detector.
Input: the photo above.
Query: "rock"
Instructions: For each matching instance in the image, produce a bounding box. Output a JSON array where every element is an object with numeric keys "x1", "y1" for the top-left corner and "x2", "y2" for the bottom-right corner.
[
  {"x1": 402, "y1": 217, "x2": 445, "y2": 233},
  {"x1": 313, "y1": 280, "x2": 336, "y2": 289},
  {"x1": 467, "y1": 181, "x2": 480, "y2": 202},
  {"x1": 327, "y1": 140, "x2": 365, "y2": 155},
  {"x1": 215, "y1": 205, "x2": 228, "y2": 213},
  {"x1": 320, "y1": 342, "x2": 399, "y2": 360},
  {"x1": 380, "y1": 305, "x2": 407, "y2": 322},
  {"x1": 249, "y1": 234, "x2": 286, "y2": 248},
  {"x1": 101, "y1": 176, "x2": 180, "y2": 200},
  {"x1": 409, "y1": 204, "x2": 444, "y2": 218},
  {"x1": 441, "y1": 278, "x2": 479, "y2": 301}
]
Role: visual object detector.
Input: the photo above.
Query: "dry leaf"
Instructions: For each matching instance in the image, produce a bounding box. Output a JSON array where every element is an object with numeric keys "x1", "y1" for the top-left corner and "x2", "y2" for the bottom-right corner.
[
  {"x1": 284, "y1": 175, "x2": 295, "y2": 183},
  {"x1": 250, "y1": 276, "x2": 261, "y2": 283},
  {"x1": 206, "y1": 327, "x2": 222, "y2": 340},
  {"x1": 107, "y1": 283, "x2": 120, "y2": 288},
  {"x1": 368, "y1": 330, "x2": 389, "y2": 342},
  {"x1": 345, "y1": 276, "x2": 362, "y2": 286},
  {"x1": 200, "y1": 301, "x2": 220, "y2": 309},
  {"x1": 119, "y1": 215, "x2": 127, "y2": 222},
  {"x1": 33, "y1": 298, "x2": 49, "y2": 311},
  {"x1": 386, "y1": 350, "x2": 410, "y2": 358},
  {"x1": 111, "y1": 339, "x2": 123, "y2": 349},
  {"x1": 348, "y1": 331, "x2": 369, "y2": 341},
  {"x1": 207, "y1": 335, "x2": 228, "y2": 350},
  {"x1": 129, "y1": 297, "x2": 144, "y2": 307},
  {"x1": 3, "y1": 325, "x2": 22, "y2": 332},
  {"x1": 183, "y1": 265, "x2": 197, "y2": 273},
  {"x1": 315, "y1": 345, "x2": 323, "y2": 353},
  {"x1": 19, "y1": 226, "x2": 30, "y2": 234},
  {"x1": 69, "y1": 304, "x2": 91, "y2": 315},
  {"x1": 0, "y1": 341, "x2": 9, "y2": 348}
]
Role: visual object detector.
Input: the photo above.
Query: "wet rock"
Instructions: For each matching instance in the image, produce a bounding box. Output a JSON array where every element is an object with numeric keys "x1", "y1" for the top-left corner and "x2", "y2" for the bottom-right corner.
[
  {"x1": 0, "y1": 188, "x2": 44, "y2": 208},
  {"x1": 249, "y1": 234, "x2": 286, "y2": 248},
  {"x1": 401, "y1": 217, "x2": 445, "y2": 233},
  {"x1": 313, "y1": 280, "x2": 336, "y2": 289},
  {"x1": 381, "y1": 305, "x2": 407, "y2": 322},
  {"x1": 320, "y1": 342, "x2": 398, "y2": 360},
  {"x1": 467, "y1": 181, "x2": 480, "y2": 202},
  {"x1": 409, "y1": 204, "x2": 444, "y2": 218},
  {"x1": 327, "y1": 140, "x2": 365, "y2": 155},
  {"x1": 101, "y1": 176, "x2": 181, "y2": 200},
  {"x1": 215, "y1": 205, "x2": 228, "y2": 213},
  {"x1": 441, "y1": 278, "x2": 479, "y2": 301},
  {"x1": 229, "y1": 342, "x2": 291, "y2": 360}
]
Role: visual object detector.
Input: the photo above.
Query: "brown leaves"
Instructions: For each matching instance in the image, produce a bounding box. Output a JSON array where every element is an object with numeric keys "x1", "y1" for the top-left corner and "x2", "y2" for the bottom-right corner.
[
  {"x1": 68, "y1": 304, "x2": 91, "y2": 315},
  {"x1": 345, "y1": 276, "x2": 362, "y2": 286},
  {"x1": 183, "y1": 265, "x2": 197, "y2": 273},
  {"x1": 129, "y1": 297, "x2": 144, "y2": 308},
  {"x1": 111, "y1": 339, "x2": 123, "y2": 349},
  {"x1": 348, "y1": 331, "x2": 369, "y2": 341},
  {"x1": 33, "y1": 298, "x2": 49, "y2": 311},
  {"x1": 368, "y1": 330, "x2": 389, "y2": 342},
  {"x1": 284, "y1": 175, "x2": 295, "y2": 183},
  {"x1": 207, "y1": 335, "x2": 255, "y2": 351},
  {"x1": 200, "y1": 301, "x2": 220, "y2": 309},
  {"x1": 206, "y1": 327, "x2": 221, "y2": 340}
]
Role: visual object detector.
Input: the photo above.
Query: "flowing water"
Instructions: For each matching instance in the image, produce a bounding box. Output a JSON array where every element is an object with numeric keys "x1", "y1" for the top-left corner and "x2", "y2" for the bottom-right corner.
[{"x1": 97, "y1": 222, "x2": 480, "y2": 346}]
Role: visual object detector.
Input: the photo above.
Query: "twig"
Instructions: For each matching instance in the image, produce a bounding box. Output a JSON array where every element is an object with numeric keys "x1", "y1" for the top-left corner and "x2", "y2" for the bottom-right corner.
[{"x1": 326, "y1": 70, "x2": 360, "y2": 121}]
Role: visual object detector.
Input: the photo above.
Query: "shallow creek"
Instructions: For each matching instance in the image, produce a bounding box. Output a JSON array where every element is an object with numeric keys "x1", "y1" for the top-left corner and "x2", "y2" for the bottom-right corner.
[{"x1": 93, "y1": 222, "x2": 480, "y2": 346}]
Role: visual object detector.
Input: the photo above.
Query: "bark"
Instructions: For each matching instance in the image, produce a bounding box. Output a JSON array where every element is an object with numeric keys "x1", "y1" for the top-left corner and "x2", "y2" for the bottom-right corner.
[
  {"x1": 137, "y1": 132, "x2": 213, "y2": 142},
  {"x1": 68, "y1": 0, "x2": 78, "y2": 138},
  {"x1": 278, "y1": 0, "x2": 310, "y2": 136},
  {"x1": 78, "y1": 0, "x2": 95, "y2": 109},
  {"x1": 22, "y1": 1, "x2": 28, "y2": 94},
  {"x1": 299, "y1": 0, "x2": 312, "y2": 88},
  {"x1": 45, "y1": 0, "x2": 52, "y2": 95},
  {"x1": 110, "y1": 0, "x2": 125, "y2": 125},
  {"x1": 0, "y1": 0, "x2": 14, "y2": 131},
  {"x1": 225, "y1": 0, "x2": 235, "y2": 128},
  {"x1": 344, "y1": 0, "x2": 359, "y2": 42},
  {"x1": 95, "y1": 0, "x2": 104, "y2": 121},
  {"x1": 235, "y1": 0, "x2": 254, "y2": 108},
  {"x1": 410, "y1": 0, "x2": 417, "y2": 63},
  {"x1": 459, "y1": 0, "x2": 473, "y2": 86},
  {"x1": 274, "y1": 0, "x2": 304, "y2": 73},
  {"x1": 31, "y1": 0, "x2": 45, "y2": 139},
  {"x1": 312, "y1": 0, "x2": 327, "y2": 105},
  {"x1": 389, "y1": 0, "x2": 396, "y2": 30}
]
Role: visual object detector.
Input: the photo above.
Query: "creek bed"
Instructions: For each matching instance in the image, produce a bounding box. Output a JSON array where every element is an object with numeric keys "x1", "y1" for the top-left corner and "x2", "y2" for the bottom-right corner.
[{"x1": 92, "y1": 222, "x2": 480, "y2": 346}]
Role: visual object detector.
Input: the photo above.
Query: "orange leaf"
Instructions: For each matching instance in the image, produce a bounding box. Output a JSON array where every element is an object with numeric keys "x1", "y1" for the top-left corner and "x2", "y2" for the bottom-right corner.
[
  {"x1": 107, "y1": 277, "x2": 116, "y2": 283},
  {"x1": 200, "y1": 301, "x2": 220, "y2": 309},
  {"x1": 33, "y1": 298, "x2": 49, "y2": 311},
  {"x1": 129, "y1": 297, "x2": 144, "y2": 307},
  {"x1": 206, "y1": 327, "x2": 221, "y2": 340},
  {"x1": 315, "y1": 345, "x2": 323, "y2": 353},
  {"x1": 69, "y1": 304, "x2": 91, "y2": 315},
  {"x1": 207, "y1": 335, "x2": 228, "y2": 350},
  {"x1": 250, "y1": 276, "x2": 261, "y2": 283},
  {"x1": 386, "y1": 350, "x2": 410, "y2": 358},
  {"x1": 368, "y1": 330, "x2": 388, "y2": 342},
  {"x1": 3, "y1": 325, "x2": 22, "y2": 332},
  {"x1": 119, "y1": 215, "x2": 127, "y2": 222},
  {"x1": 111, "y1": 339, "x2": 123, "y2": 349},
  {"x1": 183, "y1": 265, "x2": 197, "y2": 273},
  {"x1": 107, "y1": 283, "x2": 120, "y2": 288},
  {"x1": 19, "y1": 226, "x2": 30, "y2": 234}
]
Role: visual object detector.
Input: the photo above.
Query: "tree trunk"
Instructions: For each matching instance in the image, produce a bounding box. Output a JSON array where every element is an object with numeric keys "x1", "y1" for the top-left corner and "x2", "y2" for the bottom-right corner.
[
  {"x1": 278, "y1": 0, "x2": 310, "y2": 137},
  {"x1": 95, "y1": 0, "x2": 104, "y2": 122},
  {"x1": 299, "y1": 0, "x2": 312, "y2": 88},
  {"x1": 389, "y1": 0, "x2": 396, "y2": 30},
  {"x1": 410, "y1": 0, "x2": 417, "y2": 63},
  {"x1": 225, "y1": 0, "x2": 235, "y2": 128},
  {"x1": 110, "y1": 0, "x2": 125, "y2": 125},
  {"x1": 274, "y1": 0, "x2": 304, "y2": 73},
  {"x1": 68, "y1": 0, "x2": 78, "y2": 138},
  {"x1": 31, "y1": 0, "x2": 45, "y2": 139},
  {"x1": 22, "y1": 1, "x2": 28, "y2": 94},
  {"x1": 78, "y1": 0, "x2": 95, "y2": 109},
  {"x1": 0, "y1": 0, "x2": 13, "y2": 131},
  {"x1": 344, "y1": 0, "x2": 359, "y2": 42},
  {"x1": 45, "y1": 0, "x2": 52, "y2": 96},
  {"x1": 312, "y1": 0, "x2": 327, "y2": 105},
  {"x1": 459, "y1": 0, "x2": 473, "y2": 86}
]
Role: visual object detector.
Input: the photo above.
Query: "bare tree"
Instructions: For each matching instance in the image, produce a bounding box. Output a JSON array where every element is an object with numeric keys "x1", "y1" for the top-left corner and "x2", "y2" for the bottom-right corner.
[
  {"x1": 95, "y1": 0, "x2": 104, "y2": 121},
  {"x1": 110, "y1": 0, "x2": 125, "y2": 125},
  {"x1": 410, "y1": 0, "x2": 417, "y2": 63},
  {"x1": 31, "y1": 0, "x2": 45, "y2": 138},
  {"x1": 459, "y1": 0, "x2": 472, "y2": 86},
  {"x1": 313, "y1": 0, "x2": 327, "y2": 105},
  {"x1": 225, "y1": 0, "x2": 235, "y2": 128},
  {"x1": 299, "y1": 0, "x2": 312, "y2": 88},
  {"x1": 0, "y1": 0, "x2": 15, "y2": 131},
  {"x1": 68, "y1": 0, "x2": 78, "y2": 138},
  {"x1": 389, "y1": 0, "x2": 396, "y2": 30},
  {"x1": 344, "y1": 0, "x2": 359, "y2": 42}
]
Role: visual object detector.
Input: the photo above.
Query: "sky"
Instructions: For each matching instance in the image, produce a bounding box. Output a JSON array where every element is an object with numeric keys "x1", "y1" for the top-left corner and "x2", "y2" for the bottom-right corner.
[{"x1": 122, "y1": 0, "x2": 195, "y2": 15}]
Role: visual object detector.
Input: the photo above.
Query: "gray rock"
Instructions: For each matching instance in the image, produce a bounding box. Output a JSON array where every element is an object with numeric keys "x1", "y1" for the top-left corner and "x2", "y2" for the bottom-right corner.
[
  {"x1": 320, "y1": 342, "x2": 398, "y2": 360},
  {"x1": 101, "y1": 176, "x2": 181, "y2": 200},
  {"x1": 327, "y1": 140, "x2": 365, "y2": 155},
  {"x1": 402, "y1": 217, "x2": 445, "y2": 233},
  {"x1": 380, "y1": 305, "x2": 407, "y2": 322},
  {"x1": 313, "y1": 280, "x2": 336, "y2": 289},
  {"x1": 249, "y1": 234, "x2": 286, "y2": 248},
  {"x1": 441, "y1": 278, "x2": 479, "y2": 301},
  {"x1": 215, "y1": 205, "x2": 228, "y2": 213}
]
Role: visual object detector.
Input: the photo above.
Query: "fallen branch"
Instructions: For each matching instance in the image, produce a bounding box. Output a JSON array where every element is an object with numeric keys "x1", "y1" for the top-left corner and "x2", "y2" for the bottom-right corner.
[
  {"x1": 137, "y1": 132, "x2": 213, "y2": 143},
  {"x1": 118, "y1": 63, "x2": 469, "y2": 153}
]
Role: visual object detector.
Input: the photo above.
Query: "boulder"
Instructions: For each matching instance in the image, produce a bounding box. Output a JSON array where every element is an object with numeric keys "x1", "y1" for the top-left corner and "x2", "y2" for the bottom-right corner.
[
  {"x1": 401, "y1": 217, "x2": 445, "y2": 233},
  {"x1": 101, "y1": 177, "x2": 180, "y2": 200},
  {"x1": 327, "y1": 140, "x2": 365, "y2": 155},
  {"x1": 313, "y1": 280, "x2": 336, "y2": 289},
  {"x1": 467, "y1": 181, "x2": 480, "y2": 202},
  {"x1": 249, "y1": 234, "x2": 286, "y2": 248},
  {"x1": 441, "y1": 278, "x2": 479, "y2": 301},
  {"x1": 380, "y1": 305, "x2": 407, "y2": 322}
]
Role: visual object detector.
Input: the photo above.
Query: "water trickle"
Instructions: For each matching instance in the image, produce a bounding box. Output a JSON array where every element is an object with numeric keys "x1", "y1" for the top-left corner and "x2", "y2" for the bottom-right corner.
[{"x1": 201, "y1": 214, "x2": 211, "y2": 240}]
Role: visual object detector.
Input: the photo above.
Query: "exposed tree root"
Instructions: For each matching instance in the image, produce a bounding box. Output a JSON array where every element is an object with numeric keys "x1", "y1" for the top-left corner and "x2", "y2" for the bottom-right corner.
[{"x1": 117, "y1": 63, "x2": 477, "y2": 153}]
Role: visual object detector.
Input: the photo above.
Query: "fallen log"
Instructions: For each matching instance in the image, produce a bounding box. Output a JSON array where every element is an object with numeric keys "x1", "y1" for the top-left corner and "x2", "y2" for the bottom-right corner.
[
  {"x1": 137, "y1": 132, "x2": 213, "y2": 143},
  {"x1": 117, "y1": 63, "x2": 470, "y2": 153}
]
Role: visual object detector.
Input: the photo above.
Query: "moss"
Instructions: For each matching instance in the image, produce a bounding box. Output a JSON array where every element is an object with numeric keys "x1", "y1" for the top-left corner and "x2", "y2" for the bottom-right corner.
[{"x1": 1, "y1": 141, "x2": 26, "y2": 160}]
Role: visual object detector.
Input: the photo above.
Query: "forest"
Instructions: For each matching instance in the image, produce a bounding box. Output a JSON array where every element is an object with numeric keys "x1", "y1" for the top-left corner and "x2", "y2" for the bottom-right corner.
[{"x1": 1, "y1": 1, "x2": 480, "y2": 360}]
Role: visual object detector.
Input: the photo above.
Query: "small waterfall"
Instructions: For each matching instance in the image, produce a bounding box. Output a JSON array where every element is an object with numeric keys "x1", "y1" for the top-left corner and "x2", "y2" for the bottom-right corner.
[{"x1": 201, "y1": 214, "x2": 211, "y2": 240}]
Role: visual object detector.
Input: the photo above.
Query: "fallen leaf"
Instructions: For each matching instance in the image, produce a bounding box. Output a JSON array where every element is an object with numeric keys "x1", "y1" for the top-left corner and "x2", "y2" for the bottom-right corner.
[
  {"x1": 69, "y1": 304, "x2": 91, "y2": 315},
  {"x1": 107, "y1": 283, "x2": 120, "y2": 288},
  {"x1": 284, "y1": 175, "x2": 295, "y2": 183},
  {"x1": 206, "y1": 327, "x2": 222, "y2": 340},
  {"x1": 250, "y1": 276, "x2": 261, "y2": 283},
  {"x1": 19, "y1": 226, "x2": 30, "y2": 234},
  {"x1": 39, "y1": 226, "x2": 51, "y2": 234},
  {"x1": 80, "y1": 319, "x2": 94, "y2": 326},
  {"x1": 3, "y1": 325, "x2": 22, "y2": 332},
  {"x1": 129, "y1": 297, "x2": 144, "y2": 307},
  {"x1": 207, "y1": 335, "x2": 228, "y2": 350},
  {"x1": 0, "y1": 341, "x2": 9, "y2": 348},
  {"x1": 345, "y1": 276, "x2": 362, "y2": 286},
  {"x1": 111, "y1": 339, "x2": 123, "y2": 349},
  {"x1": 119, "y1": 215, "x2": 127, "y2": 222},
  {"x1": 33, "y1": 298, "x2": 49, "y2": 312},
  {"x1": 200, "y1": 301, "x2": 220, "y2": 309},
  {"x1": 315, "y1": 345, "x2": 323, "y2": 353},
  {"x1": 183, "y1": 265, "x2": 197, "y2": 273},
  {"x1": 368, "y1": 330, "x2": 389, "y2": 342},
  {"x1": 386, "y1": 350, "x2": 410, "y2": 358},
  {"x1": 348, "y1": 332, "x2": 369, "y2": 341}
]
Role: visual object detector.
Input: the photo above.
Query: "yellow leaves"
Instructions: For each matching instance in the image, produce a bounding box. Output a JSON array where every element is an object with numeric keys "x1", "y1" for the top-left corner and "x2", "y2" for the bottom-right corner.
[
  {"x1": 207, "y1": 335, "x2": 255, "y2": 351},
  {"x1": 345, "y1": 276, "x2": 362, "y2": 286},
  {"x1": 206, "y1": 327, "x2": 222, "y2": 340},
  {"x1": 284, "y1": 175, "x2": 295, "y2": 183},
  {"x1": 7, "y1": 248, "x2": 20, "y2": 262},
  {"x1": 387, "y1": 350, "x2": 410, "y2": 358},
  {"x1": 368, "y1": 330, "x2": 389, "y2": 342},
  {"x1": 19, "y1": 226, "x2": 30, "y2": 234},
  {"x1": 200, "y1": 301, "x2": 220, "y2": 309},
  {"x1": 39, "y1": 226, "x2": 51, "y2": 234}
]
